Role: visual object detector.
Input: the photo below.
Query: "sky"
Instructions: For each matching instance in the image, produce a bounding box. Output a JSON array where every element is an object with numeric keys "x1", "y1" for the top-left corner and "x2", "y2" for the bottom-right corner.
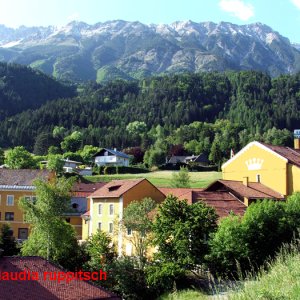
[{"x1": 0, "y1": 0, "x2": 299, "y2": 42}]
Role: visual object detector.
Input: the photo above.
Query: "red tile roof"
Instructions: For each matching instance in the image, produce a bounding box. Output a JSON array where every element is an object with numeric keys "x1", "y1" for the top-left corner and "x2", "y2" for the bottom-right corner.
[
  {"x1": 159, "y1": 187, "x2": 246, "y2": 218},
  {"x1": 260, "y1": 142, "x2": 300, "y2": 168},
  {"x1": 192, "y1": 191, "x2": 246, "y2": 218},
  {"x1": 89, "y1": 178, "x2": 146, "y2": 198},
  {"x1": 0, "y1": 169, "x2": 52, "y2": 186},
  {"x1": 159, "y1": 187, "x2": 203, "y2": 204},
  {"x1": 206, "y1": 180, "x2": 284, "y2": 200},
  {"x1": 0, "y1": 256, "x2": 120, "y2": 300}
]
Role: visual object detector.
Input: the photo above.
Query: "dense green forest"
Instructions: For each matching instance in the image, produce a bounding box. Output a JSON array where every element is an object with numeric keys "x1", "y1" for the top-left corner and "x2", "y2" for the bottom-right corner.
[
  {"x1": 0, "y1": 62, "x2": 76, "y2": 120},
  {"x1": 0, "y1": 64, "x2": 299, "y2": 164}
]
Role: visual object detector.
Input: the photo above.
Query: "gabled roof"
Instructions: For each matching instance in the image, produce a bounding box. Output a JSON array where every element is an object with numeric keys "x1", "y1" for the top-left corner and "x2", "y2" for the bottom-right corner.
[
  {"x1": 0, "y1": 256, "x2": 120, "y2": 300},
  {"x1": 205, "y1": 179, "x2": 284, "y2": 200},
  {"x1": 93, "y1": 148, "x2": 130, "y2": 159},
  {"x1": 89, "y1": 178, "x2": 147, "y2": 198},
  {"x1": 222, "y1": 141, "x2": 300, "y2": 170},
  {"x1": 193, "y1": 191, "x2": 246, "y2": 218},
  {"x1": 0, "y1": 169, "x2": 51, "y2": 188},
  {"x1": 260, "y1": 142, "x2": 300, "y2": 168},
  {"x1": 159, "y1": 187, "x2": 246, "y2": 218},
  {"x1": 167, "y1": 156, "x2": 187, "y2": 164}
]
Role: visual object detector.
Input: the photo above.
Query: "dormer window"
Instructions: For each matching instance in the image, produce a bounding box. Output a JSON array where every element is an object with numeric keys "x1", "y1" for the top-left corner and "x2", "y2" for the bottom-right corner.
[
  {"x1": 108, "y1": 185, "x2": 121, "y2": 192},
  {"x1": 104, "y1": 151, "x2": 108, "y2": 156}
]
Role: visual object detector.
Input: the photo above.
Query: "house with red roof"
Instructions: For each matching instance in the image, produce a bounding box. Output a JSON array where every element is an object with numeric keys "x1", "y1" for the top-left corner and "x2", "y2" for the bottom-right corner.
[
  {"x1": 82, "y1": 178, "x2": 165, "y2": 256},
  {"x1": 222, "y1": 138, "x2": 300, "y2": 200}
]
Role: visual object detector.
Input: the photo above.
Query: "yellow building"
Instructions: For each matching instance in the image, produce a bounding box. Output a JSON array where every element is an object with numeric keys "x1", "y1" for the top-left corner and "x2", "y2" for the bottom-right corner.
[
  {"x1": 82, "y1": 178, "x2": 166, "y2": 256},
  {"x1": 222, "y1": 139, "x2": 300, "y2": 199},
  {"x1": 0, "y1": 169, "x2": 51, "y2": 240}
]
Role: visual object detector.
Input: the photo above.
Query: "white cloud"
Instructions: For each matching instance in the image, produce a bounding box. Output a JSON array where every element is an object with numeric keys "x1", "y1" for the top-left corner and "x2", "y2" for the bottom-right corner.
[
  {"x1": 291, "y1": 0, "x2": 300, "y2": 10},
  {"x1": 219, "y1": 0, "x2": 254, "y2": 21}
]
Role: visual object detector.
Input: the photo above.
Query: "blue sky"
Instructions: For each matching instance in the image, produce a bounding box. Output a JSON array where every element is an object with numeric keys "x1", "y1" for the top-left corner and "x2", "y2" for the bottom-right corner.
[{"x1": 0, "y1": 0, "x2": 299, "y2": 42}]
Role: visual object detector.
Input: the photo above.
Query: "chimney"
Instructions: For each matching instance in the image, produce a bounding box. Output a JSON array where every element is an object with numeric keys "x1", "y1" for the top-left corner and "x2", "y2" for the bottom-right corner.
[
  {"x1": 243, "y1": 176, "x2": 249, "y2": 187},
  {"x1": 294, "y1": 130, "x2": 300, "y2": 150}
]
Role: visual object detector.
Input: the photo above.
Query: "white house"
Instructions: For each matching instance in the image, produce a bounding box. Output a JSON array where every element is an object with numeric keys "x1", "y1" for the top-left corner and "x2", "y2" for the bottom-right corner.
[{"x1": 93, "y1": 148, "x2": 130, "y2": 167}]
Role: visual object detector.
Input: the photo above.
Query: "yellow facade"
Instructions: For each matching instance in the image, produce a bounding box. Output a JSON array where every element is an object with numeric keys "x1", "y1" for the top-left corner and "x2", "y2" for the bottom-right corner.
[
  {"x1": 287, "y1": 164, "x2": 300, "y2": 195},
  {"x1": 222, "y1": 141, "x2": 300, "y2": 196},
  {"x1": 0, "y1": 190, "x2": 34, "y2": 239},
  {"x1": 83, "y1": 179, "x2": 166, "y2": 257}
]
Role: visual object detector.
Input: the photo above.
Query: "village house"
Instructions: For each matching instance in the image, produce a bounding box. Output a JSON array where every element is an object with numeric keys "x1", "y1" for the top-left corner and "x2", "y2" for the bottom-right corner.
[
  {"x1": 0, "y1": 169, "x2": 53, "y2": 240},
  {"x1": 93, "y1": 148, "x2": 130, "y2": 167},
  {"x1": 81, "y1": 178, "x2": 165, "y2": 256},
  {"x1": 221, "y1": 133, "x2": 300, "y2": 198},
  {"x1": 65, "y1": 182, "x2": 106, "y2": 239}
]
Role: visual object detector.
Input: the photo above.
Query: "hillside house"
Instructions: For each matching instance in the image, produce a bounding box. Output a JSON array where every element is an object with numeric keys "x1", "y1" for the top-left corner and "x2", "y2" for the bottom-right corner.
[
  {"x1": 167, "y1": 153, "x2": 209, "y2": 166},
  {"x1": 93, "y1": 148, "x2": 130, "y2": 167}
]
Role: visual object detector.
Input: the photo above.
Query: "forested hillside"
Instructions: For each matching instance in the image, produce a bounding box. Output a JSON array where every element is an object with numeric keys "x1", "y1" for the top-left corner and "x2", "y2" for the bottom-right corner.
[
  {"x1": 0, "y1": 62, "x2": 76, "y2": 120},
  {"x1": 0, "y1": 70, "x2": 298, "y2": 163}
]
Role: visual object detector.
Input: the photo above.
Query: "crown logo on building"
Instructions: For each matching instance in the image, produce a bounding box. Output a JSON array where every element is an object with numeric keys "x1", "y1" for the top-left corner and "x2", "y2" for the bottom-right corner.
[{"x1": 245, "y1": 158, "x2": 264, "y2": 170}]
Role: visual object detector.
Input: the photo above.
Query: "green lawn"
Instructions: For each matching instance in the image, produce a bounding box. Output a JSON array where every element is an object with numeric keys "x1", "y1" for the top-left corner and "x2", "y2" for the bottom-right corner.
[{"x1": 84, "y1": 171, "x2": 222, "y2": 188}]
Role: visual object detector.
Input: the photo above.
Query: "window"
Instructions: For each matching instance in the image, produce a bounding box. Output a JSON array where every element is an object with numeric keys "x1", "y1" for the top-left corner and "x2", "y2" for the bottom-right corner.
[
  {"x1": 31, "y1": 196, "x2": 37, "y2": 203},
  {"x1": 127, "y1": 228, "x2": 132, "y2": 236},
  {"x1": 24, "y1": 196, "x2": 31, "y2": 201},
  {"x1": 109, "y1": 222, "x2": 113, "y2": 233},
  {"x1": 5, "y1": 212, "x2": 14, "y2": 221},
  {"x1": 18, "y1": 228, "x2": 28, "y2": 240},
  {"x1": 72, "y1": 203, "x2": 78, "y2": 209},
  {"x1": 6, "y1": 195, "x2": 14, "y2": 206},
  {"x1": 98, "y1": 204, "x2": 102, "y2": 215},
  {"x1": 109, "y1": 204, "x2": 114, "y2": 215},
  {"x1": 98, "y1": 222, "x2": 102, "y2": 230}
]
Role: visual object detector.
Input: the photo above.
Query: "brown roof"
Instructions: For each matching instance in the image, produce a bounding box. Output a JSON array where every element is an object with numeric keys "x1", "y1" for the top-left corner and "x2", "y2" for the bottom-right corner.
[
  {"x1": 0, "y1": 256, "x2": 120, "y2": 300},
  {"x1": 260, "y1": 142, "x2": 300, "y2": 168},
  {"x1": 192, "y1": 191, "x2": 246, "y2": 218},
  {"x1": 159, "y1": 187, "x2": 203, "y2": 204},
  {"x1": 89, "y1": 178, "x2": 146, "y2": 198},
  {"x1": 159, "y1": 187, "x2": 246, "y2": 218},
  {"x1": 0, "y1": 169, "x2": 52, "y2": 186},
  {"x1": 72, "y1": 182, "x2": 107, "y2": 196},
  {"x1": 206, "y1": 180, "x2": 284, "y2": 199}
]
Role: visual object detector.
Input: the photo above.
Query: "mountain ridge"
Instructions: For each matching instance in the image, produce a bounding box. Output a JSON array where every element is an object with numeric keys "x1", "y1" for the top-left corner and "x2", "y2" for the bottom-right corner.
[{"x1": 0, "y1": 20, "x2": 299, "y2": 82}]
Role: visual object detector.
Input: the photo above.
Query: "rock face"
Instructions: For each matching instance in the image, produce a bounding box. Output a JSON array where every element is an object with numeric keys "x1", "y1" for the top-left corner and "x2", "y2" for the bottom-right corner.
[{"x1": 0, "y1": 20, "x2": 299, "y2": 82}]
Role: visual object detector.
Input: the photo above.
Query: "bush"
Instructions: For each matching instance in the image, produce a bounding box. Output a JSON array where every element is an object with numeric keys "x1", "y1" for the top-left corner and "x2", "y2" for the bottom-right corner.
[
  {"x1": 207, "y1": 196, "x2": 300, "y2": 278},
  {"x1": 95, "y1": 166, "x2": 150, "y2": 174}
]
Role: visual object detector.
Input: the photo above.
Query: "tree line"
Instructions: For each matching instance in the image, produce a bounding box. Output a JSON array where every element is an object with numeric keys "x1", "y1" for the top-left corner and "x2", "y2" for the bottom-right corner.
[{"x1": 0, "y1": 69, "x2": 299, "y2": 165}]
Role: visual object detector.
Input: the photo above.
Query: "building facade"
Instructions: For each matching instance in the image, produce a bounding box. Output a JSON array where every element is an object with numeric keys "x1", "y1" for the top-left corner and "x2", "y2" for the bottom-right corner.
[
  {"x1": 222, "y1": 139, "x2": 300, "y2": 197},
  {"x1": 82, "y1": 178, "x2": 165, "y2": 256}
]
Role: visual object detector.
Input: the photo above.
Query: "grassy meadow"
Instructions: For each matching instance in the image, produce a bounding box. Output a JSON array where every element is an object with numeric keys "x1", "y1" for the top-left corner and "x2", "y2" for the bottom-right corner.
[
  {"x1": 84, "y1": 171, "x2": 222, "y2": 188},
  {"x1": 159, "y1": 243, "x2": 300, "y2": 300}
]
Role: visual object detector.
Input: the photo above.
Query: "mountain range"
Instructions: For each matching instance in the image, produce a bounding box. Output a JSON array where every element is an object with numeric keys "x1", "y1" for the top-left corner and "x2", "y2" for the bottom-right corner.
[{"x1": 0, "y1": 20, "x2": 300, "y2": 82}]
